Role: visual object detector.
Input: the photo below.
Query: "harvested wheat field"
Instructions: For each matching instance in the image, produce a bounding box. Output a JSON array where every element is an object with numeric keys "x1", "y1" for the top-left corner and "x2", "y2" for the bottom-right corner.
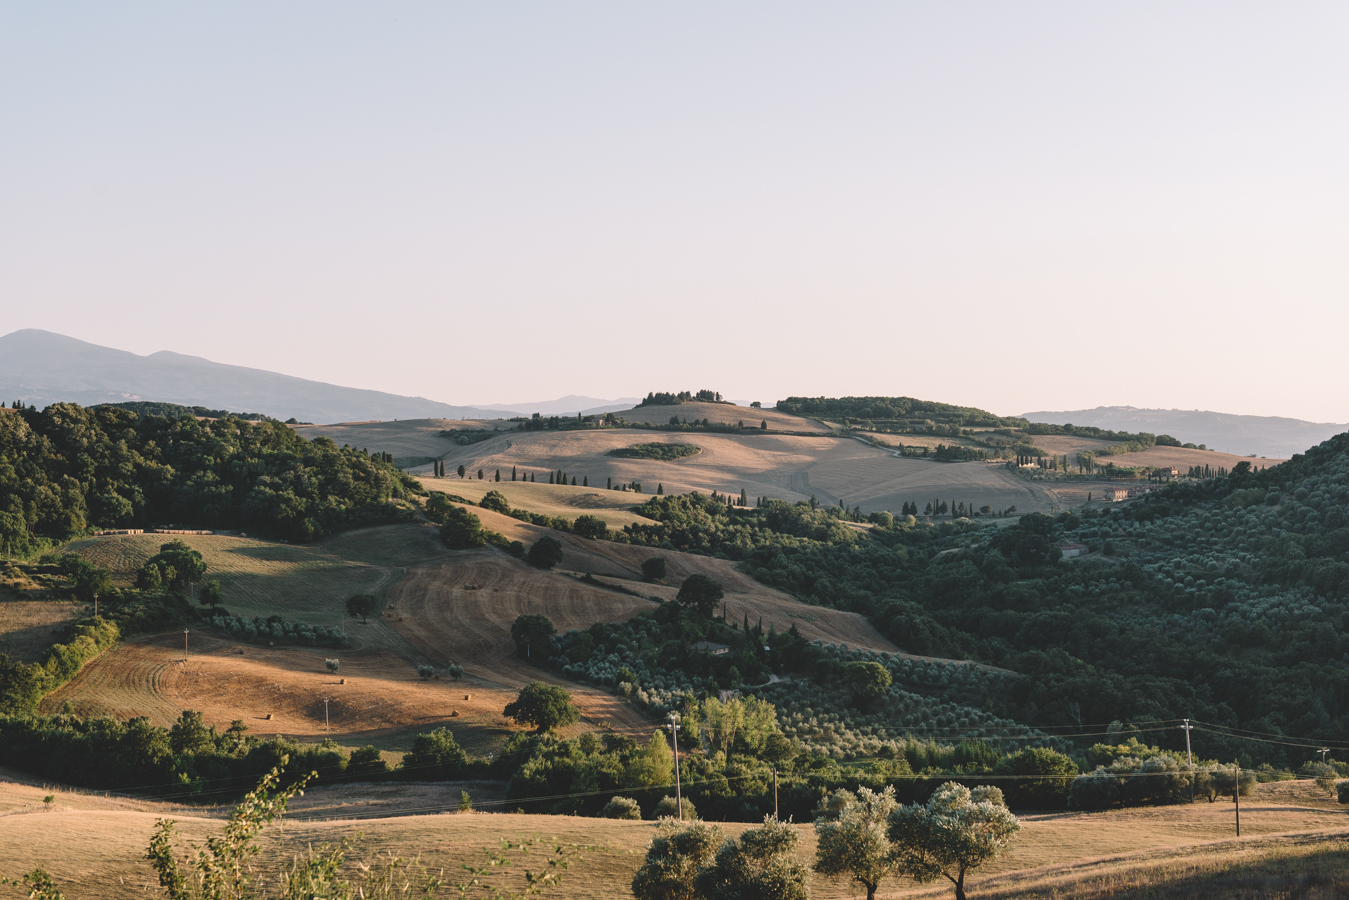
[
  {"x1": 0, "y1": 598, "x2": 84, "y2": 663},
  {"x1": 2, "y1": 770, "x2": 1347, "y2": 900},
  {"x1": 616, "y1": 401, "x2": 831, "y2": 433},
  {"x1": 66, "y1": 525, "x2": 445, "y2": 623},
  {"x1": 416, "y1": 477, "x2": 657, "y2": 528},
  {"x1": 1090, "y1": 445, "x2": 1287, "y2": 471},
  {"x1": 429, "y1": 430, "x2": 1060, "y2": 516}
]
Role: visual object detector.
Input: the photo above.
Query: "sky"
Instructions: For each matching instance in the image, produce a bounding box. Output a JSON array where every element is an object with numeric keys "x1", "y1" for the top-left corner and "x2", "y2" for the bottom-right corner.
[{"x1": 2, "y1": 3, "x2": 1346, "y2": 421}]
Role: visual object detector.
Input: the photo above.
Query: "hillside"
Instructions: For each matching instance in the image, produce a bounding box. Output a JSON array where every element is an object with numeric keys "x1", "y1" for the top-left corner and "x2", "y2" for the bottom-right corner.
[
  {"x1": 1022, "y1": 405, "x2": 1347, "y2": 459},
  {"x1": 0, "y1": 329, "x2": 517, "y2": 424},
  {"x1": 1, "y1": 772, "x2": 1346, "y2": 900}
]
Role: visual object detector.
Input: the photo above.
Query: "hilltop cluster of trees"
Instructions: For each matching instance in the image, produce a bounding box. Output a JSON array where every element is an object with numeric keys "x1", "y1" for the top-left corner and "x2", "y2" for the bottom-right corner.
[
  {"x1": 639, "y1": 390, "x2": 726, "y2": 407},
  {"x1": 777, "y1": 396, "x2": 1024, "y2": 429},
  {"x1": 0, "y1": 402, "x2": 419, "y2": 548},
  {"x1": 608, "y1": 443, "x2": 702, "y2": 461}
]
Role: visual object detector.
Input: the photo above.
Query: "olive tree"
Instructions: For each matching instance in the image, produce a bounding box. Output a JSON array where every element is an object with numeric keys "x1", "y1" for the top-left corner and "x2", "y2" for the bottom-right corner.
[
  {"x1": 814, "y1": 785, "x2": 899, "y2": 900},
  {"x1": 694, "y1": 816, "x2": 810, "y2": 900},
  {"x1": 888, "y1": 782, "x2": 1021, "y2": 900},
  {"x1": 631, "y1": 819, "x2": 725, "y2": 900}
]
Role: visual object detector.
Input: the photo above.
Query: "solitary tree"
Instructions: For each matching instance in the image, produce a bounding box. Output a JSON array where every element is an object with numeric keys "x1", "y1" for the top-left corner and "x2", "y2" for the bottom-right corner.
[
  {"x1": 642, "y1": 556, "x2": 668, "y2": 582},
  {"x1": 675, "y1": 574, "x2": 724, "y2": 617},
  {"x1": 527, "y1": 536, "x2": 564, "y2": 569},
  {"x1": 325, "y1": 658, "x2": 340, "y2": 674},
  {"x1": 814, "y1": 786, "x2": 899, "y2": 900},
  {"x1": 888, "y1": 782, "x2": 1021, "y2": 900},
  {"x1": 457, "y1": 464, "x2": 466, "y2": 478},
  {"x1": 503, "y1": 681, "x2": 580, "y2": 733},
  {"x1": 440, "y1": 506, "x2": 486, "y2": 549},
  {"x1": 345, "y1": 593, "x2": 382, "y2": 624},
  {"x1": 844, "y1": 661, "x2": 892, "y2": 709},
  {"x1": 632, "y1": 819, "x2": 725, "y2": 900}
]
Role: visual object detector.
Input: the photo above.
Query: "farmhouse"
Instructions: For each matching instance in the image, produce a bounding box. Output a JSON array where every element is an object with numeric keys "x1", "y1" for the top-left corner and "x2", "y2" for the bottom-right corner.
[
  {"x1": 1103, "y1": 488, "x2": 1131, "y2": 502},
  {"x1": 690, "y1": 641, "x2": 731, "y2": 656},
  {"x1": 1058, "y1": 541, "x2": 1089, "y2": 558},
  {"x1": 1154, "y1": 466, "x2": 1179, "y2": 478}
]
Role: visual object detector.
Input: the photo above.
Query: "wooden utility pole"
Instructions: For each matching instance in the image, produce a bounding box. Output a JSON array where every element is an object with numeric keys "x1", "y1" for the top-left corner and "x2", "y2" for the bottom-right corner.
[
  {"x1": 773, "y1": 767, "x2": 779, "y2": 820},
  {"x1": 324, "y1": 698, "x2": 330, "y2": 732},
  {"x1": 183, "y1": 628, "x2": 189, "y2": 662},
  {"x1": 1234, "y1": 762, "x2": 1241, "y2": 836},
  {"x1": 668, "y1": 713, "x2": 682, "y2": 820},
  {"x1": 1181, "y1": 719, "x2": 1194, "y2": 802}
]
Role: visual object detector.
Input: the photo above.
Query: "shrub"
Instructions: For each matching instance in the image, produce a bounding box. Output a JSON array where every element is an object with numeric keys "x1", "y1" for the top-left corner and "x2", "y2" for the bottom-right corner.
[
  {"x1": 653, "y1": 795, "x2": 697, "y2": 820},
  {"x1": 325, "y1": 659, "x2": 340, "y2": 674},
  {"x1": 601, "y1": 796, "x2": 642, "y2": 819},
  {"x1": 573, "y1": 515, "x2": 608, "y2": 540},
  {"x1": 441, "y1": 507, "x2": 486, "y2": 549},
  {"x1": 1337, "y1": 781, "x2": 1349, "y2": 804},
  {"x1": 480, "y1": 490, "x2": 511, "y2": 514},
  {"x1": 447, "y1": 664, "x2": 464, "y2": 680},
  {"x1": 417, "y1": 665, "x2": 435, "y2": 680}
]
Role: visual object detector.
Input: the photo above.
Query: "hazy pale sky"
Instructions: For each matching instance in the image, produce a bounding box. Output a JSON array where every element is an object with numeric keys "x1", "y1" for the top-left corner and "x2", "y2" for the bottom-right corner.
[{"x1": 3, "y1": 3, "x2": 1346, "y2": 421}]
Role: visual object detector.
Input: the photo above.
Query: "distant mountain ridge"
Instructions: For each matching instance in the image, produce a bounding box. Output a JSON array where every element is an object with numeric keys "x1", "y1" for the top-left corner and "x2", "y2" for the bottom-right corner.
[
  {"x1": 0, "y1": 329, "x2": 521, "y2": 425},
  {"x1": 1020, "y1": 405, "x2": 1348, "y2": 459}
]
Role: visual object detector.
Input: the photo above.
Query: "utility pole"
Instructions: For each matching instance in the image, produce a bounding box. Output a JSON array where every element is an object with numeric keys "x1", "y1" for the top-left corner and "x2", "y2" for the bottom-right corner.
[
  {"x1": 773, "y1": 767, "x2": 778, "y2": 820},
  {"x1": 668, "y1": 713, "x2": 682, "y2": 820},
  {"x1": 1181, "y1": 719, "x2": 1194, "y2": 802},
  {"x1": 324, "y1": 698, "x2": 330, "y2": 732},
  {"x1": 1234, "y1": 761, "x2": 1241, "y2": 836},
  {"x1": 1322, "y1": 747, "x2": 1331, "y2": 765},
  {"x1": 183, "y1": 628, "x2": 189, "y2": 662}
]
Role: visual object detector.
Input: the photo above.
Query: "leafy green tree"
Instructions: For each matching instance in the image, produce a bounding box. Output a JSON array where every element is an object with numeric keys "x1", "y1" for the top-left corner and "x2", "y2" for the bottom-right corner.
[
  {"x1": 480, "y1": 490, "x2": 511, "y2": 513},
  {"x1": 653, "y1": 796, "x2": 698, "y2": 820},
  {"x1": 695, "y1": 816, "x2": 810, "y2": 900},
  {"x1": 457, "y1": 464, "x2": 466, "y2": 478},
  {"x1": 198, "y1": 579, "x2": 223, "y2": 609},
  {"x1": 417, "y1": 665, "x2": 435, "y2": 680},
  {"x1": 137, "y1": 541, "x2": 206, "y2": 592},
  {"x1": 325, "y1": 658, "x2": 340, "y2": 673},
  {"x1": 345, "y1": 592, "x2": 381, "y2": 623},
  {"x1": 168, "y1": 710, "x2": 213, "y2": 757},
  {"x1": 843, "y1": 661, "x2": 891, "y2": 709},
  {"x1": 675, "y1": 574, "x2": 724, "y2": 617},
  {"x1": 347, "y1": 746, "x2": 388, "y2": 778},
  {"x1": 441, "y1": 506, "x2": 486, "y2": 549},
  {"x1": 400, "y1": 727, "x2": 468, "y2": 779},
  {"x1": 991, "y1": 747, "x2": 1078, "y2": 808},
  {"x1": 632, "y1": 820, "x2": 724, "y2": 900},
  {"x1": 888, "y1": 782, "x2": 1021, "y2": 900},
  {"x1": 511, "y1": 614, "x2": 556, "y2": 660},
  {"x1": 527, "y1": 536, "x2": 564, "y2": 569},
  {"x1": 572, "y1": 515, "x2": 607, "y2": 540},
  {"x1": 642, "y1": 556, "x2": 668, "y2": 582},
  {"x1": 814, "y1": 785, "x2": 899, "y2": 900},
  {"x1": 503, "y1": 682, "x2": 580, "y2": 733}
]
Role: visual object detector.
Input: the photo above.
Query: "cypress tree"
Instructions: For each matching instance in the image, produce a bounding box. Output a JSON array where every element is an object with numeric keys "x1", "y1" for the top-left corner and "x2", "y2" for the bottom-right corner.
[
  {"x1": 571, "y1": 476, "x2": 577, "y2": 485},
  {"x1": 657, "y1": 483, "x2": 663, "y2": 495},
  {"x1": 512, "y1": 466, "x2": 517, "y2": 481},
  {"x1": 495, "y1": 470, "x2": 500, "y2": 482},
  {"x1": 607, "y1": 476, "x2": 612, "y2": 489},
  {"x1": 583, "y1": 476, "x2": 588, "y2": 486},
  {"x1": 549, "y1": 472, "x2": 554, "y2": 484},
  {"x1": 531, "y1": 473, "x2": 535, "y2": 482}
]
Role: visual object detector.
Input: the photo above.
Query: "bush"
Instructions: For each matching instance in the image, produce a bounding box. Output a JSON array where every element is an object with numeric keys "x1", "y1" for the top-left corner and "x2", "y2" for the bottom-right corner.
[
  {"x1": 417, "y1": 665, "x2": 435, "y2": 680},
  {"x1": 527, "y1": 537, "x2": 564, "y2": 570},
  {"x1": 1337, "y1": 781, "x2": 1349, "y2": 804},
  {"x1": 347, "y1": 746, "x2": 388, "y2": 779},
  {"x1": 447, "y1": 664, "x2": 464, "y2": 680},
  {"x1": 642, "y1": 557, "x2": 667, "y2": 582},
  {"x1": 653, "y1": 795, "x2": 697, "y2": 820},
  {"x1": 601, "y1": 796, "x2": 642, "y2": 819},
  {"x1": 325, "y1": 659, "x2": 340, "y2": 674},
  {"x1": 480, "y1": 491, "x2": 511, "y2": 514},
  {"x1": 573, "y1": 515, "x2": 608, "y2": 540},
  {"x1": 441, "y1": 507, "x2": 486, "y2": 549},
  {"x1": 401, "y1": 727, "x2": 468, "y2": 780}
]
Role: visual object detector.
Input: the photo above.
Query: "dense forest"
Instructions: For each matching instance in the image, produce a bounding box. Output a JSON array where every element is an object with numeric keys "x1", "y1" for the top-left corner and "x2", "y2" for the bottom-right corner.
[
  {"x1": 0, "y1": 402, "x2": 418, "y2": 548},
  {"x1": 605, "y1": 434, "x2": 1349, "y2": 769}
]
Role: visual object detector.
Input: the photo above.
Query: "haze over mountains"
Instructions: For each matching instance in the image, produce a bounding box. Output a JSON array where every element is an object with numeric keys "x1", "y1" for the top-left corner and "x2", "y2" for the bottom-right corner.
[
  {"x1": 1021, "y1": 406, "x2": 1348, "y2": 459},
  {"x1": 0, "y1": 330, "x2": 630, "y2": 424}
]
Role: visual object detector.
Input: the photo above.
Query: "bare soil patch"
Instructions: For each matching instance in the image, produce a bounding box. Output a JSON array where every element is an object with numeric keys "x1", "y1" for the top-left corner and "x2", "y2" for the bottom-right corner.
[
  {"x1": 0, "y1": 598, "x2": 84, "y2": 663},
  {"x1": 1094, "y1": 446, "x2": 1287, "y2": 471}
]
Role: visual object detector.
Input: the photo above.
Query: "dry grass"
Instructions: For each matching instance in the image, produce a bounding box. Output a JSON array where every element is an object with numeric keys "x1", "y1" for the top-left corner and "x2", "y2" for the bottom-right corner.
[
  {"x1": 416, "y1": 478, "x2": 657, "y2": 528},
  {"x1": 0, "y1": 597, "x2": 84, "y2": 663},
  {"x1": 65, "y1": 526, "x2": 444, "y2": 623},
  {"x1": 616, "y1": 401, "x2": 830, "y2": 433},
  {"x1": 2, "y1": 772, "x2": 1348, "y2": 900},
  {"x1": 1092, "y1": 446, "x2": 1287, "y2": 471}
]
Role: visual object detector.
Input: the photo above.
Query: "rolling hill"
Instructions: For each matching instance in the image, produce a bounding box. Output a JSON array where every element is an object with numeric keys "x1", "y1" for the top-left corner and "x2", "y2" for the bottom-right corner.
[
  {"x1": 1021, "y1": 405, "x2": 1347, "y2": 459},
  {"x1": 0, "y1": 329, "x2": 516, "y2": 424}
]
